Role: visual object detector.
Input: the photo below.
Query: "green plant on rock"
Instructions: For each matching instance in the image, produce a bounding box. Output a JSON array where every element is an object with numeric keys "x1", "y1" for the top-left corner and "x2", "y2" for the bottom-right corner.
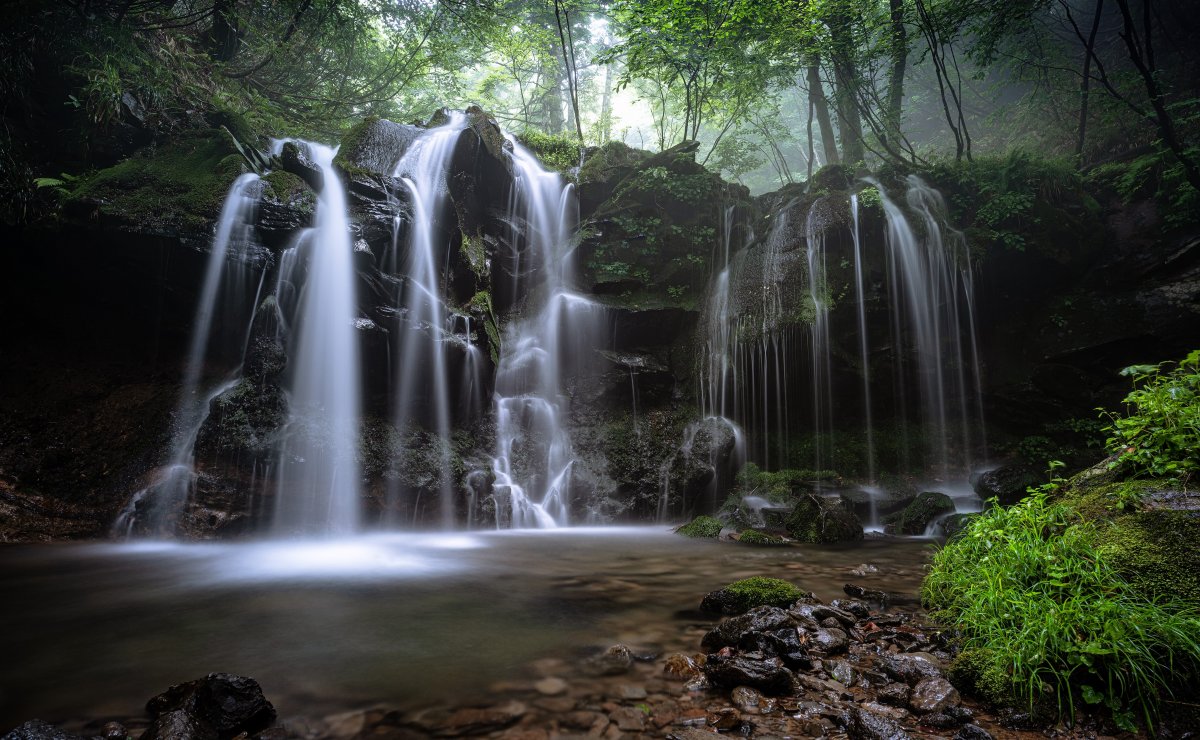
[
  {"x1": 1100, "y1": 350, "x2": 1200, "y2": 483},
  {"x1": 676, "y1": 515, "x2": 722, "y2": 538},
  {"x1": 716, "y1": 577, "x2": 803, "y2": 610},
  {"x1": 923, "y1": 489, "x2": 1200, "y2": 730}
]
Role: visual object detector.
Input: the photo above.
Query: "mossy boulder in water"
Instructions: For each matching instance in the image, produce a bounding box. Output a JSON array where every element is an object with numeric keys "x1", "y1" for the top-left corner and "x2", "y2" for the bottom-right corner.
[
  {"x1": 736, "y1": 529, "x2": 788, "y2": 546},
  {"x1": 333, "y1": 115, "x2": 422, "y2": 177},
  {"x1": 785, "y1": 494, "x2": 864, "y2": 543},
  {"x1": 677, "y1": 514, "x2": 722, "y2": 538},
  {"x1": 700, "y1": 576, "x2": 805, "y2": 614},
  {"x1": 886, "y1": 491, "x2": 956, "y2": 535},
  {"x1": 194, "y1": 379, "x2": 287, "y2": 463}
]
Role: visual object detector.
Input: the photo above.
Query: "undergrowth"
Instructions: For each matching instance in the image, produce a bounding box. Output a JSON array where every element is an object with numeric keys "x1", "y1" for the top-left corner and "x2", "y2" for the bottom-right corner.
[{"x1": 923, "y1": 487, "x2": 1200, "y2": 730}]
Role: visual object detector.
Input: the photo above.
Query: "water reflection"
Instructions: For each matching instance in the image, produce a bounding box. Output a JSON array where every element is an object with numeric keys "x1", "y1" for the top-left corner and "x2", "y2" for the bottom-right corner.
[{"x1": 0, "y1": 530, "x2": 932, "y2": 727}]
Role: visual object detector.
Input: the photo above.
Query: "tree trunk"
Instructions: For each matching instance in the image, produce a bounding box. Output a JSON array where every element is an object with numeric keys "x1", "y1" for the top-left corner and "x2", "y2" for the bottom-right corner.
[
  {"x1": 208, "y1": 0, "x2": 241, "y2": 62},
  {"x1": 599, "y1": 62, "x2": 613, "y2": 143},
  {"x1": 1075, "y1": 0, "x2": 1104, "y2": 164},
  {"x1": 807, "y1": 63, "x2": 839, "y2": 165},
  {"x1": 827, "y1": 11, "x2": 865, "y2": 163},
  {"x1": 885, "y1": 0, "x2": 908, "y2": 145}
]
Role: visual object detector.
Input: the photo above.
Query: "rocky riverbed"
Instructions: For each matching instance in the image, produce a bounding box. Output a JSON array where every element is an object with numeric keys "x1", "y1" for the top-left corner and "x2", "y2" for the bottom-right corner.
[{"x1": 3, "y1": 542, "x2": 1135, "y2": 740}]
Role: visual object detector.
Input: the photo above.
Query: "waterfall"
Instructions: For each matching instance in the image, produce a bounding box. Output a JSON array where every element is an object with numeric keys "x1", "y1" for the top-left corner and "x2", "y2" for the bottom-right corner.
[
  {"x1": 871, "y1": 175, "x2": 983, "y2": 479},
  {"x1": 490, "y1": 139, "x2": 606, "y2": 528},
  {"x1": 804, "y1": 201, "x2": 833, "y2": 474},
  {"x1": 273, "y1": 143, "x2": 363, "y2": 535},
  {"x1": 391, "y1": 112, "x2": 467, "y2": 528},
  {"x1": 850, "y1": 194, "x2": 877, "y2": 488},
  {"x1": 113, "y1": 173, "x2": 261, "y2": 537}
]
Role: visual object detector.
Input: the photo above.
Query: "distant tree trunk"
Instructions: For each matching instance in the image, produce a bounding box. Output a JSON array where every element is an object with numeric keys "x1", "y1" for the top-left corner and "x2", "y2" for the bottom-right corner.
[
  {"x1": 1112, "y1": 0, "x2": 1200, "y2": 191},
  {"x1": 553, "y1": 0, "x2": 585, "y2": 145},
  {"x1": 827, "y1": 11, "x2": 865, "y2": 163},
  {"x1": 806, "y1": 91, "x2": 817, "y2": 180},
  {"x1": 599, "y1": 62, "x2": 613, "y2": 143},
  {"x1": 208, "y1": 0, "x2": 241, "y2": 62},
  {"x1": 807, "y1": 63, "x2": 839, "y2": 165},
  {"x1": 913, "y1": 0, "x2": 969, "y2": 161},
  {"x1": 885, "y1": 0, "x2": 908, "y2": 145},
  {"x1": 1075, "y1": 0, "x2": 1104, "y2": 164}
]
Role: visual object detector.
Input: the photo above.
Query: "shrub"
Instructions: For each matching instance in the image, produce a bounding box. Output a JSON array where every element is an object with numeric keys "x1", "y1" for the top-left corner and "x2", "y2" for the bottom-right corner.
[
  {"x1": 923, "y1": 490, "x2": 1200, "y2": 730},
  {"x1": 1101, "y1": 350, "x2": 1200, "y2": 482}
]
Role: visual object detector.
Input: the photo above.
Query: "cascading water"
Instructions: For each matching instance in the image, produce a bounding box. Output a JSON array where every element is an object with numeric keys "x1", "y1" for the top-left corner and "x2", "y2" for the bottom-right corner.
[
  {"x1": 872, "y1": 175, "x2": 983, "y2": 480},
  {"x1": 803, "y1": 201, "x2": 834, "y2": 475},
  {"x1": 272, "y1": 142, "x2": 363, "y2": 535},
  {"x1": 391, "y1": 112, "x2": 468, "y2": 528},
  {"x1": 113, "y1": 173, "x2": 262, "y2": 537},
  {"x1": 490, "y1": 139, "x2": 606, "y2": 528}
]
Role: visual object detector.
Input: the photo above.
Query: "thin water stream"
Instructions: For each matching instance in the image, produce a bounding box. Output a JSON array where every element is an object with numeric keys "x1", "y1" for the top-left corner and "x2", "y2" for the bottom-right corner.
[{"x1": 0, "y1": 532, "x2": 932, "y2": 728}]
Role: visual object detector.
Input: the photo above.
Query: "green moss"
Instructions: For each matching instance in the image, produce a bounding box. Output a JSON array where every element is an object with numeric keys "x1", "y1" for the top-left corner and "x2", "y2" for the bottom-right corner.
[
  {"x1": 517, "y1": 130, "x2": 579, "y2": 175},
  {"x1": 737, "y1": 529, "x2": 788, "y2": 546},
  {"x1": 69, "y1": 129, "x2": 245, "y2": 231},
  {"x1": 785, "y1": 494, "x2": 863, "y2": 544},
  {"x1": 260, "y1": 170, "x2": 315, "y2": 213},
  {"x1": 578, "y1": 140, "x2": 648, "y2": 186},
  {"x1": 461, "y1": 233, "x2": 488, "y2": 282},
  {"x1": 331, "y1": 115, "x2": 380, "y2": 177},
  {"x1": 949, "y1": 648, "x2": 1019, "y2": 707},
  {"x1": 720, "y1": 576, "x2": 804, "y2": 609},
  {"x1": 885, "y1": 491, "x2": 956, "y2": 535},
  {"x1": 677, "y1": 514, "x2": 722, "y2": 538}
]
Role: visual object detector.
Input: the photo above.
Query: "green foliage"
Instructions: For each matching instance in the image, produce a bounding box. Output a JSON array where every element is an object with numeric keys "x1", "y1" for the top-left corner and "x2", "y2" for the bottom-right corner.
[
  {"x1": 924, "y1": 490, "x2": 1200, "y2": 727},
  {"x1": 1088, "y1": 149, "x2": 1200, "y2": 231},
  {"x1": 677, "y1": 514, "x2": 723, "y2": 538},
  {"x1": 1101, "y1": 350, "x2": 1200, "y2": 482}
]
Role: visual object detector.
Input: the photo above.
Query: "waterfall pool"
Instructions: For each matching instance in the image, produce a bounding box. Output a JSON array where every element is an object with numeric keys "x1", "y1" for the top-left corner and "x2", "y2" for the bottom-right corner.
[{"x1": 0, "y1": 530, "x2": 933, "y2": 728}]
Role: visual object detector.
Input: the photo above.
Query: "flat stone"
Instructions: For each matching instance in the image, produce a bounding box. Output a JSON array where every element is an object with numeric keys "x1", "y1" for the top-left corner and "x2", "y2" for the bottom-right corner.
[
  {"x1": 953, "y1": 724, "x2": 995, "y2": 740},
  {"x1": 535, "y1": 677, "x2": 569, "y2": 696},
  {"x1": 876, "y1": 682, "x2": 910, "y2": 707},
  {"x1": 879, "y1": 653, "x2": 944, "y2": 685},
  {"x1": 609, "y1": 707, "x2": 646, "y2": 732},
  {"x1": 846, "y1": 706, "x2": 913, "y2": 740}
]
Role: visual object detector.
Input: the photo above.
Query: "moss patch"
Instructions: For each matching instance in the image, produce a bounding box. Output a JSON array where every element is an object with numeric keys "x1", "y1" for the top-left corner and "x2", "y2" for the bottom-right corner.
[
  {"x1": 737, "y1": 529, "x2": 788, "y2": 546},
  {"x1": 785, "y1": 494, "x2": 863, "y2": 544},
  {"x1": 677, "y1": 514, "x2": 722, "y2": 538},
  {"x1": 69, "y1": 128, "x2": 246, "y2": 232},
  {"x1": 701, "y1": 576, "x2": 804, "y2": 614},
  {"x1": 885, "y1": 491, "x2": 955, "y2": 535}
]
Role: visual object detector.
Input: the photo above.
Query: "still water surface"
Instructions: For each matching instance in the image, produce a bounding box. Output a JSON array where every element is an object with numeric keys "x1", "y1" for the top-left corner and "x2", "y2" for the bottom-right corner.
[{"x1": 0, "y1": 528, "x2": 933, "y2": 727}]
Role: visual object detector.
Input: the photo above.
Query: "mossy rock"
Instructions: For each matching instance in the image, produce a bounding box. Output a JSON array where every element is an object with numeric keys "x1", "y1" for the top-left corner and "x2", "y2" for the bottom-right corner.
[
  {"x1": 1061, "y1": 474, "x2": 1200, "y2": 603},
  {"x1": 736, "y1": 529, "x2": 788, "y2": 546},
  {"x1": 948, "y1": 647, "x2": 1017, "y2": 707},
  {"x1": 809, "y1": 163, "x2": 852, "y2": 192},
  {"x1": 677, "y1": 514, "x2": 722, "y2": 538},
  {"x1": 334, "y1": 115, "x2": 422, "y2": 177},
  {"x1": 938, "y1": 513, "x2": 976, "y2": 540},
  {"x1": 785, "y1": 494, "x2": 864, "y2": 544},
  {"x1": 700, "y1": 576, "x2": 805, "y2": 614},
  {"x1": 68, "y1": 129, "x2": 246, "y2": 233},
  {"x1": 886, "y1": 491, "x2": 956, "y2": 535},
  {"x1": 260, "y1": 170, "x2": 315, "y2": 213},
  {"x1": 194, "y1": 378, "x2": 287, "y2": 462}
]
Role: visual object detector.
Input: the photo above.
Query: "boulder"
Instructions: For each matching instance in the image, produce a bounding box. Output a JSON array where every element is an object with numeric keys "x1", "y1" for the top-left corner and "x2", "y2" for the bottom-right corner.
[
  {"x1": 280, "y1": 141, "x2": 323, "y2": 193},
  {"x1": 1, "y1": 721, "x2": 83, "y2": 740},
  {"x1": 701, "y1": 606, "x2": 795, "y2": 649},
  {"x1": 703, "y1": 652, "x2": 794, "y2": 695},
  {"x1": 700, "y1": 577, "x2": 805, "y2": 615},
  {"x1": 334, "y1": 116, "x2": 423, "y2": 176},
  {"x1": 145, "y1": 673, "x2": 275, "y2": 738},
  {"x1": 973, "y1": 462, "x2": 1041, "y2": 506},
  {"x1": 908, "y1": 677, "x2": 960, "y2": 714},
  {"x1": 785, "y1": 494, "x2": 864, "y2": 543},
  {"x1": 846, "y1": 707, "x2": 912, "y2": 740},
  {"x1": 885, "y1": 491, "x2": 955, "y2": 535}
]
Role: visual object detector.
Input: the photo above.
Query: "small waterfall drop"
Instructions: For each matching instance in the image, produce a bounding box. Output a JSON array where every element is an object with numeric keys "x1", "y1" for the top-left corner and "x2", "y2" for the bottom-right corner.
[
  {"x1": 273, "y1": 142, "x2": 363, "y2": 535},
  {"x1": 490, "y1": 139, "x2": 605, "y2": 528},
  {"x1": 114, "y1": 173, "x2": 261, "y2": 537},
  {"x1": 391, "y1": 112, "x2": 468, "y2": 528}
]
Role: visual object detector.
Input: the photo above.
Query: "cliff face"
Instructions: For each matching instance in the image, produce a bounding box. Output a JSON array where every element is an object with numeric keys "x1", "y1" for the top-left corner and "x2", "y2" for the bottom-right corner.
[{"x1": 1, "y1": 113, "x2": 1197, "y2": 540}]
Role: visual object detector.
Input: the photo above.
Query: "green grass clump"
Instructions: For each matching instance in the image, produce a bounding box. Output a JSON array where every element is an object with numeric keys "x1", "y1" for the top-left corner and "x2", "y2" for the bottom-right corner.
[
  {"x1": 720, "y1": 576, "x2": 804, "y2": 610},
  {"x1": 923, "y1": 490, "x2": 1200, "y2": 730},
  {"x1": 676, "y1": 515, "x2": 722, "y2": 538},
  {"x1": 1101, "y1": 350, "x2": 1200, "y2": 481}
]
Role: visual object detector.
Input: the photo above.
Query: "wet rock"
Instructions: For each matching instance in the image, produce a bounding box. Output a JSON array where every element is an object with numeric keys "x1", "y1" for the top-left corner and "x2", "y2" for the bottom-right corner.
[
  {"x1": 850, "y1": 563, "x2": 879, "y2": 577},
  {"x1": 919, "y1": 712, "x2": 961, "y2": 729},
  {"x1": 701, "y1": 606, "x2": 794, "y2": 649},
  {"x1": 885, "y1": 492, "x2": 956, "y2": 535},
  {"x1": 584, "y1": 644, "x2": 634, "y2": 676},
  {"x1": 953, "y1": 724, "x2": 995, "y2": 740},
  {"x1": 827, "y1": 659, "x2": 856, "y2": 685},
  {"x1": 846, "y1": 706, "x2": 913, "y2": 740},
  {"x1": 737, "y1": 627, "x2": 811, "y2": 669},
  {"x1": 909, "y1": 677, "x2": 960, "y2": 714},
  {"x1": 859, "y1": 702, "x2": 908, "y2": 722},
  {"x1": 618, "y1": 684, "x2": 647, "y2": 700},
  {"x1": 559, "y1": 711, "x2": 602, "y2": 731},
  {"x1": 663, "y1": 653, "x2": 703, "y2": 679},
  {"x1": 145, "y1": 673, "x2": 275, "y2": 738},
  {"x1": 700, "y1": 577, "x2": 804, "y2": 615},
  {"x1": 791, "y1": 603, "x2": 857, "y2": 627},
  {"x1": 786, "y1": 494, "x2": 864, "y2": 544},
  {"x1": 665, "y1": 729, "x2": 720, "y2": 740},
  {"x1": 412, "y1": 702, "x2": 526, "y2": 737},
  {"x1": 730, "y1": 686, "x2": 765, "y2": 713},
  {"x1": 876, "y1": 682, "x2": 911, "y2": 707},
  {"x1": 101, "y1": 722, "x2": 127, "y2": 740},
  {"x1": 608, "y1": 706, "x2": 646, "y2": 732},
  {"x1": 141, "y1": 710, "x2": 216, "y2": 740},
  {"x1": 534, "y1": 677, "x2": 567, "y2": 696},
  {"x1": 810, "y1": 628, "x2": 849, "y2": 654},
  {"x1": 879, "y1": 653, "x2": 944, "y2": 685},
  {"x1": 703, "y1": 652, "x2": 794, "y2": 695},
  {"x1": 831, "y1": 599, "x2": 872, "y2": 619},
  {"x1": 1, "y1": 720, "x2": 83, "y2": 740},
  {"x1": 704, "y1": 708, "x2": 740, "y2": 730},
  {"x1": 973, "y1": 462, "x2": 1041, "y2": 507},
  {"x1": 280, "y1": 141, "x2": 323, "y2": 193}
]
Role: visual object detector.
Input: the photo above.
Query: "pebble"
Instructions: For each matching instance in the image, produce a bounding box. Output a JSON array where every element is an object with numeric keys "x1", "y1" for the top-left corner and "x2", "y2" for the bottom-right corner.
[{"x1": 534, "y1": 677, "x2": 568, "y2": 696}]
